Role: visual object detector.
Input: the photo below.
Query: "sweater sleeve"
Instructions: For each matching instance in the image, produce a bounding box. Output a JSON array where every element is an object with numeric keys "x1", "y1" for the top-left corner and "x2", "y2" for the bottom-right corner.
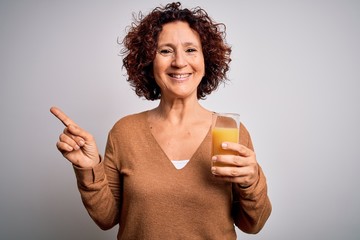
[
  {"x1": 73, "y1": 131, "x2": 121, "y2": 230},
  {"x1": 231, "y1": 124, "x2": 272, "y2": 234}
]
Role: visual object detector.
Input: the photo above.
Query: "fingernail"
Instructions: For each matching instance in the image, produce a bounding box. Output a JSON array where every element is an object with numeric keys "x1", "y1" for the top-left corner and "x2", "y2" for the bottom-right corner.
[
  {"x1": 222, "y1": 143, "x2": 228, "y2": 149},
  {"x1": 74, "y1": 145, "x2": 80, "y2": 150},
  {"x1": 211, "y1": 167, "x2": 216, "y2": 174},
  {"x1": 212, "y1": 156, "x2": 217, "y2": 161},
  {"x1": 79, "y1": 140, "x2": 85, "y2": 146}
]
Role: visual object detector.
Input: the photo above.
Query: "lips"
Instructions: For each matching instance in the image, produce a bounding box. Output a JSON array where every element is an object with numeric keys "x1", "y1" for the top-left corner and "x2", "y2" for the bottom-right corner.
[{"x1": 168, "y1": 73, "x2": 191, "y2": 79}]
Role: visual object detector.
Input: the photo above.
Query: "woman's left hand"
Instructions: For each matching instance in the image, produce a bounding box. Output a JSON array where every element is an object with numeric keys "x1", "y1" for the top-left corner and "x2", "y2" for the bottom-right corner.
[{"x1": 211, "y1": 142, "x2": 259, "y2": 188}]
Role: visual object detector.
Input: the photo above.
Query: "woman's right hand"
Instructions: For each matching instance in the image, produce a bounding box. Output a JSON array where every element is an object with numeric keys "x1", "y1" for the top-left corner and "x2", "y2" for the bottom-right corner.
[{"x1": 50, "y1": 106, "x2": 100, "y2": 168}]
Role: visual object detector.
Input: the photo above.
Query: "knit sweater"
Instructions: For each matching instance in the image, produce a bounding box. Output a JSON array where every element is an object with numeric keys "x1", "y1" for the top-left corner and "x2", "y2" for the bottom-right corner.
[{"x1": 73, "y1": 111, "x2": 271, "y2": 239}]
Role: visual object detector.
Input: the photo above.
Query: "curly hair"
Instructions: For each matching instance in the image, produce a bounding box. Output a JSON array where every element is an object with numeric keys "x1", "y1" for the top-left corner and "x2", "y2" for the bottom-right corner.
[{"x1": 120, "y1": 2, "x2": 232, "y2": 100}]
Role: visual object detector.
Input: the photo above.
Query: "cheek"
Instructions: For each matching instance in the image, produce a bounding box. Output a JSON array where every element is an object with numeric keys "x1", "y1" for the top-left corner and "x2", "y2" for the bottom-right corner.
[
  {"x1": 196, "y1": 60, "x2": 205, "y2": 76},
  {"x1": 153, "y1": 58, "x2": 167, "y2": 75},
  {"x1": 152, "y1": 63, "x2": 165, "y2": 87},
  {"x1": 194, "y1": 55, "x2": 205, "y2": 71}
]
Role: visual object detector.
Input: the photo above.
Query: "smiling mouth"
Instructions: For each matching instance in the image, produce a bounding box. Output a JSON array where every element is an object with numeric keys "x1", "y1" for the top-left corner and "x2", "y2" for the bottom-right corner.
[{"x1": 168, "y1": 73, "x2": 191, "y2": 79}]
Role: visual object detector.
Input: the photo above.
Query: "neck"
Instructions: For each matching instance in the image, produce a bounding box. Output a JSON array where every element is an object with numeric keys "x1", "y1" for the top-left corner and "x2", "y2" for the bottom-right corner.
[{"x1": 152, "y1": 97, "x2": 208, "y2": 125}]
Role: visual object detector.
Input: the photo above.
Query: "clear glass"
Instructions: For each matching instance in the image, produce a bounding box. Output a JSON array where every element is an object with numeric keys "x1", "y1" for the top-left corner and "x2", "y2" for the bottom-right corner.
[{"x1": 212, "y1": 113, "x2": 240, "y2": 166}]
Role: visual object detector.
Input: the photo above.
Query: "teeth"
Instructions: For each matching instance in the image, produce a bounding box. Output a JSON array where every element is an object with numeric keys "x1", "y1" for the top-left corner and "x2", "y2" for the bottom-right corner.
[{"x1": 170, "y1": 73, "x2": 190, "y2": 78}]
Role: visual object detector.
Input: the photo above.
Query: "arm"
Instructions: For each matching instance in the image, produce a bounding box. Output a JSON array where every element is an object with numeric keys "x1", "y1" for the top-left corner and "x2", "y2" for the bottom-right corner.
[
  {"x1": 73, "y1": 132, "x2": 121, "y2": 230},
  {"x1": 50, "y1": 107, "x2": 120, "y2": 230},
  {"x1": 211, "y1": 123, "x2": 272, "y2": 233},
  {"x1": 232, "y1": 165, "x2": 272, "y2": 233}
]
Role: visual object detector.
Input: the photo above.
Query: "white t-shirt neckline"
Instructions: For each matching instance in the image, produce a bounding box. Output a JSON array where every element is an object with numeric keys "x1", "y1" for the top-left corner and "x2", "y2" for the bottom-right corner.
[{"x1": 171, "y1": 159, "x2": 190, "y2": 170}]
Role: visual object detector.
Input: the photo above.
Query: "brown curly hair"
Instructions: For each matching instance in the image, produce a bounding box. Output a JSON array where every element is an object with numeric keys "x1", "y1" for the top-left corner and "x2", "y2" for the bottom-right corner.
[{"x1": 121, "y1": 2, "x2": 231, "y2": 100}]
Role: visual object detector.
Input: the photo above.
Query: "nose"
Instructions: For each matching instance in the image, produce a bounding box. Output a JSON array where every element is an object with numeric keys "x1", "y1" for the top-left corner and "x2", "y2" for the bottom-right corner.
[{"x1": 171, "y1": 50, "x2": 188, "y2": 68}]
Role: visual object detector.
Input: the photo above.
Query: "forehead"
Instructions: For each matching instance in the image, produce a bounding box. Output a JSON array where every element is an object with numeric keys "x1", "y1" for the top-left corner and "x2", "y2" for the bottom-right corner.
[{"x1": 158, "y1": 21, "x2": 201, "y2": 45}]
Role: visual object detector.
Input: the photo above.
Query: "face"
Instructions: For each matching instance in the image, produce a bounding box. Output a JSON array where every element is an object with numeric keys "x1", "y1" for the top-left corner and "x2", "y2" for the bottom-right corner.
[{"x1": 153, "y1": 21, "x2": 205, "y2": 100}]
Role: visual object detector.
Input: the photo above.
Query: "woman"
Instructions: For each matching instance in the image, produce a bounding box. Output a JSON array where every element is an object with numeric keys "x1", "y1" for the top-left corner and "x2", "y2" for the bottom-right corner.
[{"x1": 51, "y1": 2, "x2": 271, "y2": 239}]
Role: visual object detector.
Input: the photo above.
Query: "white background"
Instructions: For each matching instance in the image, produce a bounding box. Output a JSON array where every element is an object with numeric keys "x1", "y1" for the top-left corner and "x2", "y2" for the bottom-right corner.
[{"x1": 1, "y1": 0, "x2": 359, "y2": 239}]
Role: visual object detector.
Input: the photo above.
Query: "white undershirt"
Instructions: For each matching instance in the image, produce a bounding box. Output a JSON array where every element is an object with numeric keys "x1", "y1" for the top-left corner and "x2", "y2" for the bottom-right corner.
[{"x1": 171, "y1": 159, "x2": 190, "y2": 169}]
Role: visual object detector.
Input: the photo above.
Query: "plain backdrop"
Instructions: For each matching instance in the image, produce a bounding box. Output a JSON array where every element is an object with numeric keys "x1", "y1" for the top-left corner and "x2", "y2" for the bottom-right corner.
[{"x1": 1, "y1": 0, "x2": 359, "y2": 239}]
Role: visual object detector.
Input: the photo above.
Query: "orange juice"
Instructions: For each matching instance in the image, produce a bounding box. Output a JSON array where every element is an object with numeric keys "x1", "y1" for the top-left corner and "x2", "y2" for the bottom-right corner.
[{"x1": 212, "y1": 127, "x2": 239, "y2": 155}]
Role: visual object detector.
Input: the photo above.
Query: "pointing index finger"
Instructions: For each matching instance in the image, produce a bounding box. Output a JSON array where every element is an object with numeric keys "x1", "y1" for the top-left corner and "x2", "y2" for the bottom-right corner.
[{"x1": 50, "y1": 106, "x2": 77, "y2": 127}]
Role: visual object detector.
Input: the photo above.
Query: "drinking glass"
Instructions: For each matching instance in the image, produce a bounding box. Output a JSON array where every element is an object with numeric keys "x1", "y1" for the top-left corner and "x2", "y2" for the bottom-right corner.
[{"x1": 212, "y1": 113, "x2": 240, "y2": 166}]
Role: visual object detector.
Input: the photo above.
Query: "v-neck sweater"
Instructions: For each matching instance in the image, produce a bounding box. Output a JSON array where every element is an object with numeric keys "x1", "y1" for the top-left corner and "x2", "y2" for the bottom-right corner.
[{"x1": 73, "y1": 111, "x2": 271, "y2": 239}]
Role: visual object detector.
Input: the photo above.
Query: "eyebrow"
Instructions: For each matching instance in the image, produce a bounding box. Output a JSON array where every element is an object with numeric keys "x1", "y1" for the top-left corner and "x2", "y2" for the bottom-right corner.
[{"x1": 157, "y1": 42, "x2": 201, "y2": 48}]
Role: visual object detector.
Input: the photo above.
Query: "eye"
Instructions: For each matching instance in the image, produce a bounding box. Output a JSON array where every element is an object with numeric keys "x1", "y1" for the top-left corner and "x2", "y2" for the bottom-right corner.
[
  {"x1": 186, "y1": 48, "x2": 197, "y2": 53},
  {"x1": 158, "y1": 48, "x2": 174, "y2": 56}
]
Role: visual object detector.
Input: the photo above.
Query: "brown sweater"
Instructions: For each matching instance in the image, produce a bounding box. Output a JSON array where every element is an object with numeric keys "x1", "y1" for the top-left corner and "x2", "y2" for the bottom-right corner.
[{"x1": 73, "y1": 111, "x2": 271, "y2": 239}]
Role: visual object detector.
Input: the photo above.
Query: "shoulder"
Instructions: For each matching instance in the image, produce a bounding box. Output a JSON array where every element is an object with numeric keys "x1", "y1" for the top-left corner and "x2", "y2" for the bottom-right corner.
[
  {"x1": 239, "y1": 122, "x2": 254, "y2": 151},
  {"x1": 110, "y1": 111, "x2": 148, "y2": 134}
]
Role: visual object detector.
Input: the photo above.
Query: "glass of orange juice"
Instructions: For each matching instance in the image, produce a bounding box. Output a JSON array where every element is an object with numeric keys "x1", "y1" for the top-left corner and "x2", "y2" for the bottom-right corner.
[{"x1": 212, "y1": 113, "x2": 240, "y2": 166}]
